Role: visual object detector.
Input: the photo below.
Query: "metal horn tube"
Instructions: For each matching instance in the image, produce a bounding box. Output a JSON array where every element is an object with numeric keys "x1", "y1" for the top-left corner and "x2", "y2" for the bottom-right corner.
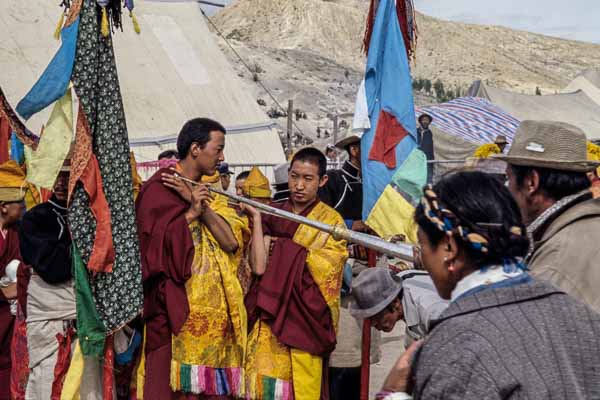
[{"x1": 175, "y1": 174, "x2": 415, "y2": 261}]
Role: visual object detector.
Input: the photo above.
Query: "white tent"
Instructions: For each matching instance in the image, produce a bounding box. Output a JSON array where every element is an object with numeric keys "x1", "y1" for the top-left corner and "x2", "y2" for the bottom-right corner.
[
  {"x1": 1, "y1": 0, "x2": 285, "y2": 171},
  {"x1": 467, "y1": 80, "x2": 600, "y2": 140},
  {"x1": 563, "y1": 69, "x2": 600, "y2": 108}
]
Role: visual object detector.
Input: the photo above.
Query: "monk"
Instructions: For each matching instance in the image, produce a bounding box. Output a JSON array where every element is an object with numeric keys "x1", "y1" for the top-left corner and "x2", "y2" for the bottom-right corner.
[
  {"x1": 234, "y1": 167, "x2": 272, "y2": 295},
  {"x1": 0, "y1": 161, "x2": 26, "y2": 400},
  {"x1": 137, "y1": 118, "x2": 247, "y2": 399},
  {"x1": 244, "y1": 148, "x2": 348, "y2": 400}
]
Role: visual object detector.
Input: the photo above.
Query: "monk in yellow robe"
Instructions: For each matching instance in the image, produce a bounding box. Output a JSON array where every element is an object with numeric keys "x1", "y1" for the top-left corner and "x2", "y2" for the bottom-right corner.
[
  {"x1": 243, "y1": 148, "x2": 347, "y2": 400},
  {"x1": 137, "y1": 118, "x2": 246, "y2": 399}
]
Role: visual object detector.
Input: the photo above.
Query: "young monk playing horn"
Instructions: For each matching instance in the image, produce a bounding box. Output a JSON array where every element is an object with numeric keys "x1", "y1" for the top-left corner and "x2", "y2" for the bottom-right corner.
[{"x1": 242, "y1": 147, "x2": 348, "y2": 400}]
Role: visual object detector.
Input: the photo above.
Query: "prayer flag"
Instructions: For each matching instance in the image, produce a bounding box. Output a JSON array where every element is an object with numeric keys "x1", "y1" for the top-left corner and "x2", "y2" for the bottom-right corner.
[{"x1": 354, "y1": 0, "x2": 426, "y2": 242}]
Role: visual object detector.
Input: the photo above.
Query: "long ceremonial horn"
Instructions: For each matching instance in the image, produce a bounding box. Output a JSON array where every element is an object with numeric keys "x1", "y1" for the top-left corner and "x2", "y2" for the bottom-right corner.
[{"x1": 174, "y1": 173, "x2": 415, "y2": 262}]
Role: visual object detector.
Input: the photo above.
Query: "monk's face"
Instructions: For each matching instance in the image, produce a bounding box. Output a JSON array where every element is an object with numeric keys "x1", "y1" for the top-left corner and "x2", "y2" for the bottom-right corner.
[
  {"x1": 235, "y1": 178, "x2": 246, "y2": 196},
  {"x1": 192, "y1": 131, "x2": 225, "y2": 176},
  {"x1": 288, "y1": 160, "x2": 328, "y2": 208}
]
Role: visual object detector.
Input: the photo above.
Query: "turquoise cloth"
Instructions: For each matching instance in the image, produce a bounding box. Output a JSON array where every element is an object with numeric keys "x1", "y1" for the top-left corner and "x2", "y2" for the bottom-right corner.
[{"x1": 390, "y1": 148, "x2": 427, "y2": 206}]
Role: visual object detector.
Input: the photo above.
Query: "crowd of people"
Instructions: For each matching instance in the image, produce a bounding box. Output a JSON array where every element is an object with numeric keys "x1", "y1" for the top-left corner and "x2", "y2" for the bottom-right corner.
[{"x1": 1, "y1": 117, "x2": 600, "y2": 400}]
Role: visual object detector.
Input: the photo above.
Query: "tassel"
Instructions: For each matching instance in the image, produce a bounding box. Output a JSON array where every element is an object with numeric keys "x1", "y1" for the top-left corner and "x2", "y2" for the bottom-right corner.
[
  {"x1": 130, "y1": 11, "x2": 141, "y2": 34},
  {"x1": 362, "y1": 0, "x2": 377, "y2": 55},
  {"x1": 54, "y1": 12, "x2": 65, "y2": 40},
  {"x1": 101, "y1": 7, "x2": 110, "y2": 37}
]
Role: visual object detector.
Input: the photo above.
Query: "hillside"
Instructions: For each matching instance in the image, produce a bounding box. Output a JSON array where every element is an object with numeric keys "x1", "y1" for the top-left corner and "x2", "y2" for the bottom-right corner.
[{"x1": 211, "y1": 0, "x2": 600, "y2": 144}]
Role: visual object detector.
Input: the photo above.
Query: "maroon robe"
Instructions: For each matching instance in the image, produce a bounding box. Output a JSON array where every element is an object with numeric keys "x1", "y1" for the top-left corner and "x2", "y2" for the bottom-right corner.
[
  {"x1": 0, "y1": 227, "x2": 21, "y2": 400},
  {"x1": 135, "y1": 168, "x2": 195, "y2": 400},
  {"x1": 248, "y1": 200, "x2": 336, "y2": 356}
]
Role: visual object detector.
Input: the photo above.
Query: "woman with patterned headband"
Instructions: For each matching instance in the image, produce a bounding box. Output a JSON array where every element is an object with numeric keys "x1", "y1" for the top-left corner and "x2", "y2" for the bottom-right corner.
[{"x1": 377, "y1": 171, "x2": 600, "y2": 400}]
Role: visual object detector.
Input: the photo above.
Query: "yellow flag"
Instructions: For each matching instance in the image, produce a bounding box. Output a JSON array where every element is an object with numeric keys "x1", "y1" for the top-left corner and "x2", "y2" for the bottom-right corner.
[{"x1": 25, "y1": 88, "x2": 74, "y2": 189}]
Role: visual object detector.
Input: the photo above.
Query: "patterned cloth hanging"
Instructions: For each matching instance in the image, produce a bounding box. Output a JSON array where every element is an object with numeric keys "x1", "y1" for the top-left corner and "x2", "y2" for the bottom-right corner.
[{"x1": 68, "y1": 0, "x2": 142, "y2": 335}]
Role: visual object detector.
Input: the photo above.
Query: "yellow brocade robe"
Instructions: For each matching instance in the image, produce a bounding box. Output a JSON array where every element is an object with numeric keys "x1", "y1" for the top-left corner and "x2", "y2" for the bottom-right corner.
[
  {"x1": 170, "y1": 198, "x2": 249, "y2": 397},
  {"x1": 245, "y1": 202, "x2": 348, "y2": 400}
]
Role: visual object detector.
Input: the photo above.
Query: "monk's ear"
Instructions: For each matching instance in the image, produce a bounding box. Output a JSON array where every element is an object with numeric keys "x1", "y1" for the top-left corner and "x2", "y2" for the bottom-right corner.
[{"x1": 318, "y1": 174, "x2": 329, "y2": 188}]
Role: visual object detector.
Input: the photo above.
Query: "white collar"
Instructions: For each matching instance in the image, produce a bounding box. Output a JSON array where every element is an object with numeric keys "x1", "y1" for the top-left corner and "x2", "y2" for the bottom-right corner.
[{"x1": 450, "y1": 261, "x2": 525, "y2": 302}]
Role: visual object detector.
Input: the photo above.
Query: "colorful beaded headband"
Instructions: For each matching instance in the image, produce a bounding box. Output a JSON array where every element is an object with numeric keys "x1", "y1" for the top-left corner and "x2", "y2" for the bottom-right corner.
[{"x1": 421, "y1": 185, "x2": 523, "y2": 254}]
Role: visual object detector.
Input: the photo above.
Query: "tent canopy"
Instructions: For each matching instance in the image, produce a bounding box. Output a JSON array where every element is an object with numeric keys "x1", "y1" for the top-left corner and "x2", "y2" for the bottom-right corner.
[
  {"x1": 1, "y1": 0, "x2": 285, "y2": 167},
  {"x1": 562, "y1": 69, "x2": 600, "y2": 108},
  {"x1": 468, "y1": 80, "x2": 600, "y2": 140}
]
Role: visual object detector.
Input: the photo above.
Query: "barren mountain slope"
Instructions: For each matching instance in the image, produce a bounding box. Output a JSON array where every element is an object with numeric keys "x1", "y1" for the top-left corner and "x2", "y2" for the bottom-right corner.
[{"x1": 214, "y1": 0, "x2": 600, "y2": 93}]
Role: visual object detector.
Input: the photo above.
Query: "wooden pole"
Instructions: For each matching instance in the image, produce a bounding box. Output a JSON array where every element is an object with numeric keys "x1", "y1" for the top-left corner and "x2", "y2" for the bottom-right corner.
[
  {"x1": 360, "y1": 249, "x2": 378, "y2": 400},
  {"x1": 287, "y1": 100, "x2": 293, "y2": 157},
  {"x1": 333, "y1": 114, "x2": 339, "y2": 146}
]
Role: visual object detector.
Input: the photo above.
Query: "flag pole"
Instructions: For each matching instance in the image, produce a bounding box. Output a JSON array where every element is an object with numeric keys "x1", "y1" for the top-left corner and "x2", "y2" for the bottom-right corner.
[{"x1": 360, "y1": 249, "x2": 378, "y2": 400}]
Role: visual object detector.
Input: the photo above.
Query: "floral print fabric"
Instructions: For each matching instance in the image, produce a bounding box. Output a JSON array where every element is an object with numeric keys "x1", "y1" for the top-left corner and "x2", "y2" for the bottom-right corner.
[{"x1": 68, "y1": 0, "x2": 142, "y2": 332}]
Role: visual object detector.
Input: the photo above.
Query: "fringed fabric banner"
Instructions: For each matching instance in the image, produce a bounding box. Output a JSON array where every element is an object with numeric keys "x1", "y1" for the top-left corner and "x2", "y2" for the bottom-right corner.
[
  {"x1": 68, "y1": 0, "x2": 142, "y2": 332},
  {"x1": 0, "y1": 86, "x2": 38, "y2": 149}
]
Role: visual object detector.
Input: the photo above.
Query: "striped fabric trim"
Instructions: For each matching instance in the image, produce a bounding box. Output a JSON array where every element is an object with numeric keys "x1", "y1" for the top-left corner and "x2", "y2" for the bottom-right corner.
[
  {"x1": 246, "y1": 374, "x2": 294, "y2": 400},
  {"x1": 170, "y1": 361, "x2": 243, "y2": 396},
  {"x1": 416, "y1": 97, "x2": 520, "y2": 145}
]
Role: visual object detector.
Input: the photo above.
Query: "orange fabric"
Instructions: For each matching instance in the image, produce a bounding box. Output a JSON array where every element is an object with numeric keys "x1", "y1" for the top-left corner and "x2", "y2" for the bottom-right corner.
[
  {"x1": 65, "y1": 0, "x2": 83, "y2": 26},
  {"x1": 69, "y1": 104, "x2": 115, "y2": 274},
  {"x1": 68, "y1": 104, "x2": 92, "y2": 200},
  {"x1": 81, "y1": 154, "x2": 115, "y2": 273},
  {"x1": 368, "y1": 110, "x2": 409, "y2": 169}
]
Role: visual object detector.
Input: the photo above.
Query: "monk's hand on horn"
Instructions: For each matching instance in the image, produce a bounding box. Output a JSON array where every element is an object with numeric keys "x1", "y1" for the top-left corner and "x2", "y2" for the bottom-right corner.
[
  {"x1": 185, "y1": 185, "x2": 211, "y2": 223},
  {"x1": 162, "y1": 171, "x2": 192, "y2": 203}
]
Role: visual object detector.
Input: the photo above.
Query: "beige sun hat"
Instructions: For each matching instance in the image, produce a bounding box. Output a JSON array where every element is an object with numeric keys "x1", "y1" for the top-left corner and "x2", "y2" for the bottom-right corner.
[
  {"x1": 492, "y1": 120, "x2": 600, "y2": 172},
  {"x1": 335, "y1": 133, "x2": 361, "y2": 150}
]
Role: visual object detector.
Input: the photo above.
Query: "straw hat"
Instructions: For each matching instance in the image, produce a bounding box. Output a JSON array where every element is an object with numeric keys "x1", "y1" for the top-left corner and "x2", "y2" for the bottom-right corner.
[{"x1": 492, "y1": 120, "x2": 600, "y2": 172}]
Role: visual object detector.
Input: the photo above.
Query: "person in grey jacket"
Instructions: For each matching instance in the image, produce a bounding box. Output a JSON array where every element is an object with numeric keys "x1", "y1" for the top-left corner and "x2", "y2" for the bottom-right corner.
[{"x1": 378, "y1": 171, "x2": 600, "y2": 400}]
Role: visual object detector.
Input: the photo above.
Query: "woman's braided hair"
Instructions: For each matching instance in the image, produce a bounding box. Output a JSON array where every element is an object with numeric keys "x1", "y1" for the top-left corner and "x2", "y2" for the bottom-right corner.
[{"x1": 415, "y1": 171, "x2": 529, "y2": 266}]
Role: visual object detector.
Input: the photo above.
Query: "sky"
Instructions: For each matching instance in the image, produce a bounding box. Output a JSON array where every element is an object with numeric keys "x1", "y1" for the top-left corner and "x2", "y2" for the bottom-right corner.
[
  {"x1": 414, "y1": 0, "x2": 600, "y2": 44},
  {"x1": 200, "y1": 0, "x2": 600, "y2": 44}
]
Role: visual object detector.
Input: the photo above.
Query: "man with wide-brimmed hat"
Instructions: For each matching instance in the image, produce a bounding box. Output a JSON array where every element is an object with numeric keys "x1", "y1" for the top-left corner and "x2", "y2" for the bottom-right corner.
[
  {"x1": 349, "y1": 268, "x2": 447, "y2": 344},
  {"x1": 319, "y1": 133, "x2": 363, "y2": 222},
  {"x1": 494, "y1": 134, "x2": 509, "y2": 153},
  {"x1": 494, "y1": 120, "x2": 600, "y2": 311},
  {"x1": 417, "y1": 113, "x2": 434, "y2": 183}
]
